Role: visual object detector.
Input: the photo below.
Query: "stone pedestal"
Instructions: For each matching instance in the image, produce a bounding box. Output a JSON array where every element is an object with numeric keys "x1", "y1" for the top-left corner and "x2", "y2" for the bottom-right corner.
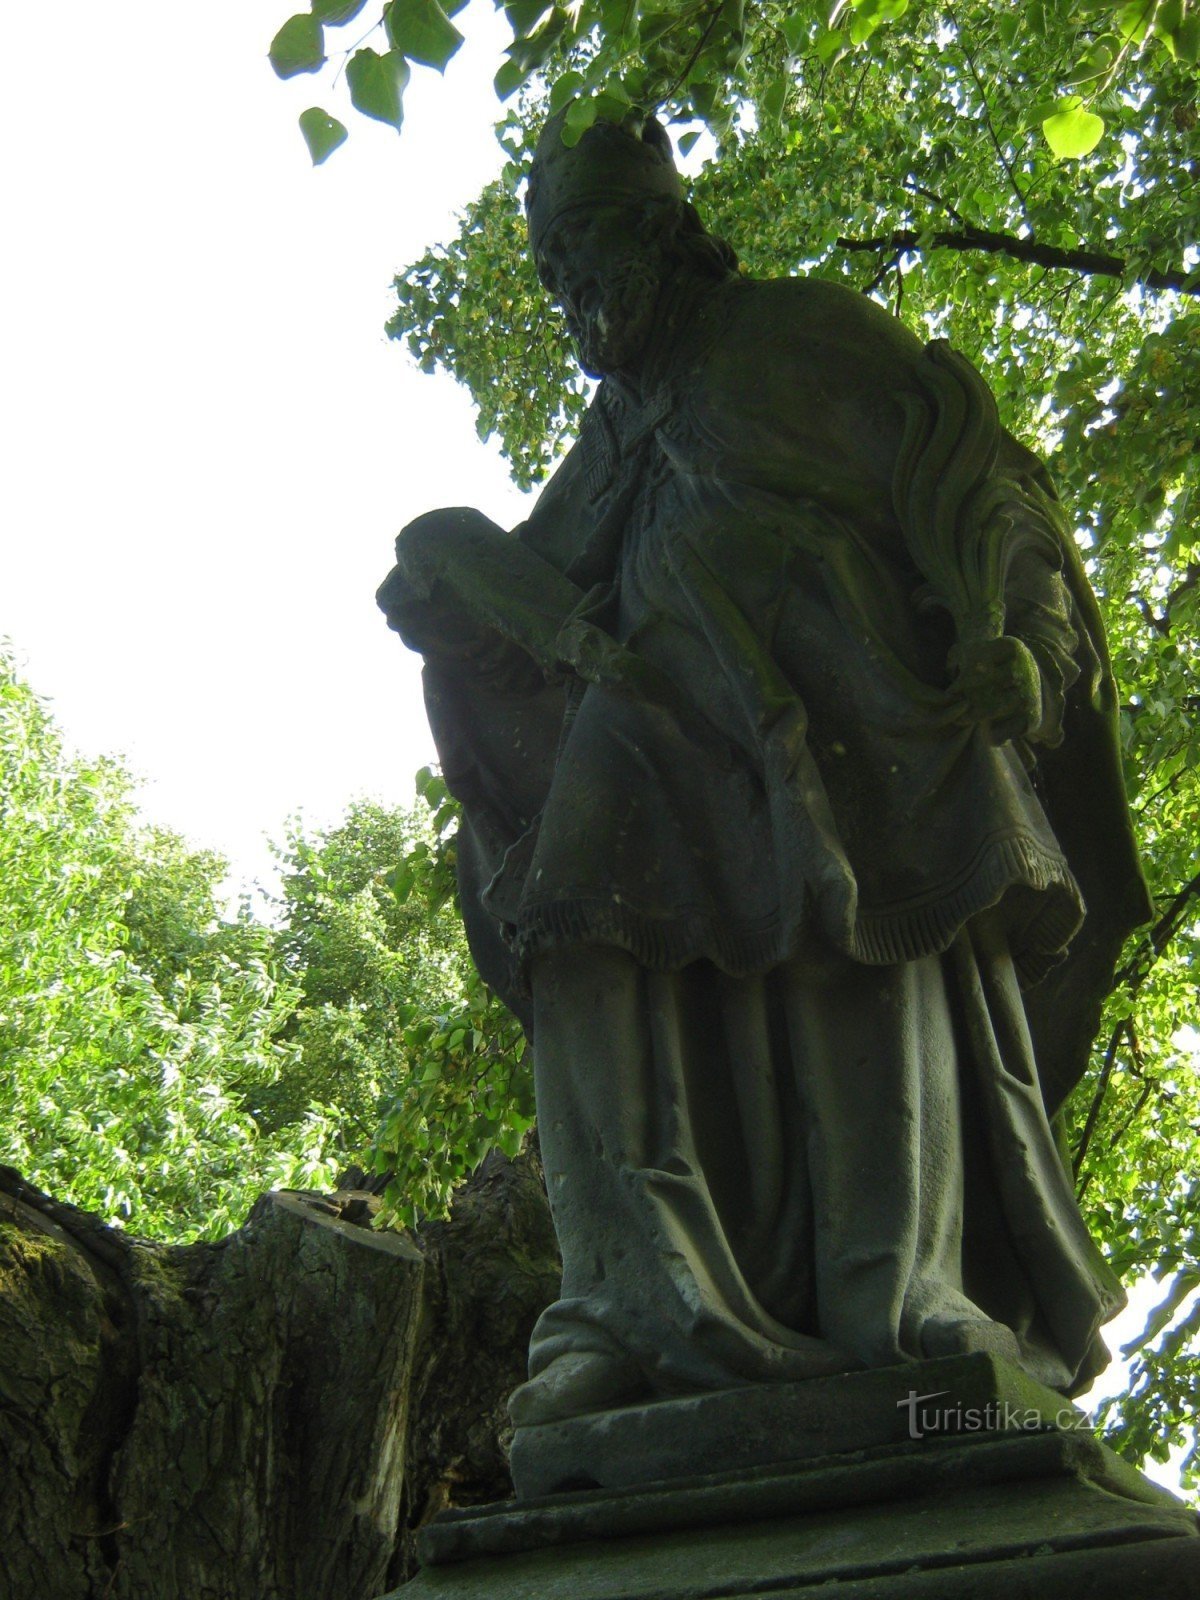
[
  {"x1": 382, "y1": 1357, "x2": 1200, "y2": 1599},
  {"x1": 507, "y1": 1351, "x2": 1100, "y2": 1498}
]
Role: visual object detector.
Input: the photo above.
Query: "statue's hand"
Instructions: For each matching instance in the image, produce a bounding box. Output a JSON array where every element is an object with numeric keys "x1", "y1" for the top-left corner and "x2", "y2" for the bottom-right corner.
[
  {"x1": 377, "y1": 564, "x2": 483, "y2": 657},
  {"x1": 378, "y1": 573, "x2": 544, "y2": 690},
  {"x1": 379, "y1": 507, "x2": 548, "y2": 690},
  {"x1": 949, "y1": 634, "x2": 1044, "y2": 745}
]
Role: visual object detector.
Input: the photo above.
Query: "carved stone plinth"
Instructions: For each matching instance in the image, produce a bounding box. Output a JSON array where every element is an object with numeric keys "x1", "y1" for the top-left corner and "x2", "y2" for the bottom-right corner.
[
  {"x1": 381, "y1": 1359, "x2": 1199, "y2": 1599},
  {"x1": 509, "y1": 1351, "x2": 1094, "y2": 1498}
]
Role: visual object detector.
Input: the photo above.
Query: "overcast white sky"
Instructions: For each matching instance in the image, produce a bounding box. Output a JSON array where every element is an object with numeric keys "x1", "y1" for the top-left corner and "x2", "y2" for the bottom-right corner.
[{"x1": 2, "y1": 0, "x2": 531, "y2": 888}]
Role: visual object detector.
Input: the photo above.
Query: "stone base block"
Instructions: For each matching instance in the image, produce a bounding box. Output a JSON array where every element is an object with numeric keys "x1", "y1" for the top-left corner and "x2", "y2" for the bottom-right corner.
[
  {"x1": 509, "y1": 1351, "x2": 1093, "y2": 1498},
  {"x1": 382, "y1": 1404, "x2": 1199, "y2": 1599}
]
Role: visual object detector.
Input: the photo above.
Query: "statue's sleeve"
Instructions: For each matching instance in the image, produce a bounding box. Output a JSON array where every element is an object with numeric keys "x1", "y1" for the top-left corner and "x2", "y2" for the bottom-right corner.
[
  {"x1": 892, "y1": 340, "x2": 1091, "y2": 748},
  {"x1": 1001, "y1": 525, "x2": 1081, "y2": 748}
]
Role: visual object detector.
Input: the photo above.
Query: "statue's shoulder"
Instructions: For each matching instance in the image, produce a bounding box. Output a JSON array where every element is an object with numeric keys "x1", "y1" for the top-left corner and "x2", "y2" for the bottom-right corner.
[
  {"x1": 705, "y1": 273, "x2": 927, "y2": 373},
  {"x1": 677, "y1": 275, "x2": 930, "y2": 463}
]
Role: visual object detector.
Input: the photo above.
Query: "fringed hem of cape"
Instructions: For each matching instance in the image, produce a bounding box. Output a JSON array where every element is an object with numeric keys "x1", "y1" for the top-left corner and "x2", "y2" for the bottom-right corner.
[
  {"x1": 510, "y1": 829, "x2": 1083, "y2": 990},
  {"x1": 851, "y1": 832, "x2": 1083, "y2": 988}
]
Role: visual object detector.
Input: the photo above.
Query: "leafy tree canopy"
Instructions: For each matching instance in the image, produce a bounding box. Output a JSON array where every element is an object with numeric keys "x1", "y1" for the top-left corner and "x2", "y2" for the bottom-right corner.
[
  {"x1": 0, "y1": 652, "x2": 526, "y2": 1241},
  {"x1": 267, "y1": 785, "x2": 533, "y2": 1221},
  {"x1": 0, "y1": 650, "x2": 330, "y2": 1241},
  {"x1": 274, "y1": 0, "x2": 1198, "y2": 172}
]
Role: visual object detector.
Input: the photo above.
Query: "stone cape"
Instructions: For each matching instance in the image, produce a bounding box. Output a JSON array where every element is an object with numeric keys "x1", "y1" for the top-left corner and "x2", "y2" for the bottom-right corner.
[{"x1": 383, "y1": 268, "x2": 1149, "y2": 1119}]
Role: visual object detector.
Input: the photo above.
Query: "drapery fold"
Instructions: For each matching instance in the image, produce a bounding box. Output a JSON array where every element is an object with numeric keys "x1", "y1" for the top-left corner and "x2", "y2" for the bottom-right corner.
[{"x1": 520, "y1": 915, "x2": 1121, "y2": 1420}]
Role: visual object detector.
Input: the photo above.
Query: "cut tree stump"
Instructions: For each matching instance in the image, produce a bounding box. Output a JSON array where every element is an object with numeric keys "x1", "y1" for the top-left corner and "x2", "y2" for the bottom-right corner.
[{"x1": 0, "y1": 1151, "x2": 559, "y2": 1600}]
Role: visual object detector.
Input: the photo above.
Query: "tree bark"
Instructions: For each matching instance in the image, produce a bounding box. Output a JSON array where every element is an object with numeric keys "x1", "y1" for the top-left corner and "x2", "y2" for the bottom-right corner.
[{"x1": 0, "y1": 1151, "x2": 559, "y2": 1600}]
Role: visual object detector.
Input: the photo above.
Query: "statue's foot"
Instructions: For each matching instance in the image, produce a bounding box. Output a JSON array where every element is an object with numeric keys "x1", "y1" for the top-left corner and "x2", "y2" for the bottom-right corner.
[
  {"x1": 509, "y1": 1350, "x2": 648, "y2": 1427},
  {"x1": 920, "y1": 1315, "x2": 1023, "y2": 1367}
]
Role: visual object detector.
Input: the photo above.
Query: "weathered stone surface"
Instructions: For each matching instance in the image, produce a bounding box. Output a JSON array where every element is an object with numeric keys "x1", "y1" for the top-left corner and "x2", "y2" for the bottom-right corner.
[
  {"x1": 508, "y1": 1351, "x2": 1095, "y2": 1498},
  {"x1": 422, "y1": 1428, "x2": 1185, "y2": 1567},
  {"x1": 385, "y1": 1424, "x2": 1198, "y2": 1599},
  {"x1": 368, "y1": 108, "x2": 1179, "y2": 1600},
  {"x1": 764, "y1": 1537, "x2": 1200, "y2": 1600}
]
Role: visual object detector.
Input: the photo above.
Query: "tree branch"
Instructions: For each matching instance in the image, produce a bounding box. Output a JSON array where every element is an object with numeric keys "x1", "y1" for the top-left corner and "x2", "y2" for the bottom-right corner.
[
  {"x1": 1126, "y1": 563, "x2": 1200, "y2": 638},
  {"x1": 1114, "y1": 868, "x2": 1200, "y2": 991},
  {"x1": 835, "y1": 224, "x2": 1200, "y2": 298},
  {"x1": 959, "y1": 35, "x2": 1029, "y2": 220},
  {"x1": 862, "y1": 247, "x2": 902, "y2": 298},
  {"x1": 660, "y1": 3, "x2": 724, "y2": 105},
  {"x1": 1073, "y1": 872, "x2": 1200, "y2": 1184},
  {"x1": 902, "y1": 178, "x2": 967, "y2": 229},
  {"x1": 1073, "y1": 1019, "x2": 1123, "y2": 1180},
  {"x1": 1164, "y1": 562, "x2": 1200, "y2": 632}
]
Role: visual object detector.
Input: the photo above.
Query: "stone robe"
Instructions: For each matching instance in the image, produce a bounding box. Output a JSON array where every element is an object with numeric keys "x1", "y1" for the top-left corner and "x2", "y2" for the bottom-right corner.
[{"x1": 380, "y1": 270, "x2": 1149, "y2": 1403}]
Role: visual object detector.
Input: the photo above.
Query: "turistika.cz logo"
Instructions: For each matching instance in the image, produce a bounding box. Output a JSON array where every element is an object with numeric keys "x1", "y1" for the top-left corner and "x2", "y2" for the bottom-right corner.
[{"x1": 896, "y1": 1388, "x2": 1089, "y2": 1441}]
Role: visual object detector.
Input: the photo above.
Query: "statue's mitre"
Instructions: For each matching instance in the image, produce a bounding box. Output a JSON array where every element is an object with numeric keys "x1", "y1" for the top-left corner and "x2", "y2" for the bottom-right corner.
[{"x1": 526, "y1": 109, "x2": 682, "y2": 255}]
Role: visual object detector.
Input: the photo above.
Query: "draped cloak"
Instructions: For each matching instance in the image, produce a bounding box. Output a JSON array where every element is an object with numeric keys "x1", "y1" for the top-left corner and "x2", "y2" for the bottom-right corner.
[{"x1": 380, "y1": 270, "x2": 1151, "y2": 1397}]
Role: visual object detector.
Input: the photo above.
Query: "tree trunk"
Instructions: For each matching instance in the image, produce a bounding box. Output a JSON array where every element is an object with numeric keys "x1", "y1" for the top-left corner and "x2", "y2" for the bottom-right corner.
[{"x1": 0, "y1": 1151, "x2": 559, "y2": 1600}]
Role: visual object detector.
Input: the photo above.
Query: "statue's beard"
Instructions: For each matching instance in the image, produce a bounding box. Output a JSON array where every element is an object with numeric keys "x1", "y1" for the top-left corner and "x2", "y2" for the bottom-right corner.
[{"x1": 567, "y1": 256, "x2": 661, "y2": 378}]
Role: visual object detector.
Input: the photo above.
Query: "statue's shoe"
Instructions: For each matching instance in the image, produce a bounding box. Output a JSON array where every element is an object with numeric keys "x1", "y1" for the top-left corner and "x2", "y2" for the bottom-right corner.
[
  {"x1": 508, "y1": 1350, "x2": 649, "y2": 1427},
  {"x1": 920, "y1": 1315, "x2": 1024, "y2": 1366}
]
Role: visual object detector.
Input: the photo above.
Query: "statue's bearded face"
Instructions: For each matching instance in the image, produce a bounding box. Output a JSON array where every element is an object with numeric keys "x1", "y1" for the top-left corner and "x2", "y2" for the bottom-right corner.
[{"x1": 536, "y1": 203, "x2": 669, "y2": 378}]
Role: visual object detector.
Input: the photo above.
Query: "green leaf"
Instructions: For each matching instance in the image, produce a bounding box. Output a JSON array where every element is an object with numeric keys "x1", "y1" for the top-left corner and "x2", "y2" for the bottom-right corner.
[
  {"x1": 760, "y1": 73, "x2": 789, "y2": 123},
  {"x1": 849, "y1": 12, "x2": 875, "y2": 44},
  {"x1": 561, "y1": 93, "x2": 598, "y2": 147},
  {"x1": 311, "y1": 0, "x2": 369, "y2": 22},
  {"x1": 549, "y1": 70, "x2": 585, "y2": 112},
  {"x1": 384, "y1": 0, "x2": 464, "y2": 71},
  {"x1": 597, "y1": 74, "x2": 633, "y2": 107},
  {"x1": 1115, "y1": 0, "x2": 1155, "y2": 44},
  {"x1": 622, "y1": 64, "x2": 649, "y2": 101},
  {"x1": 505, "y1": 0, "x2": 548, "y2": 36},
  {"x1": 678, "y1": 129, "x2": 702, "y2": 157},
  {"x1": 347, "y1": 47, "x2": 411, "y2": 128},
  {"x1": 1159, "y1": 0, "x2": 1185, "y2": 34},
  {"x1": 493, "y1": 57, "x2": 527, "y2": 100},
  {"x1": 1064, "y1": 42, "x2": 1116, "y2": 86},
  {"x1": 1177, "y1": 15, "x2": 1200, "y2": 60},
  {"x1": 780, "y1": 12, "x2": 810, "y2": 52},
  {"x1": 269, "y1": 14, "x2": 326, "y2": 79},
  {"x1": 383, "y1": 861, "x2": 414, "y2": 902},
  {"x1": 1025, "y1": 97, "x2": 1061, "y2": 128},
  {"x1": 594, "y1": 86, "x2": 633, "y2": 120},
  {"x1": 508, "y1": 7, "x2": 568, "y2": 71},
  {"x1": 640, "y1": 10, "x2": 676, "y2": 45},
  {"x1": 298, "y1": 106, "x2": 348, "y2": 164},
  {"x1": 598, "y1": 0, "x2": 629, "y2": 38},
  {"x1": 1041, "y1": 98, "x2": 1105, "y2": 159}
]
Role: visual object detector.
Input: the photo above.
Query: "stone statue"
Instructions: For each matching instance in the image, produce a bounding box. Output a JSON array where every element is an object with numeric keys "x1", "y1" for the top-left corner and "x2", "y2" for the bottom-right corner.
[{"x1": 378, "y1": 112, "x2": 1150, "y2": 1435}]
